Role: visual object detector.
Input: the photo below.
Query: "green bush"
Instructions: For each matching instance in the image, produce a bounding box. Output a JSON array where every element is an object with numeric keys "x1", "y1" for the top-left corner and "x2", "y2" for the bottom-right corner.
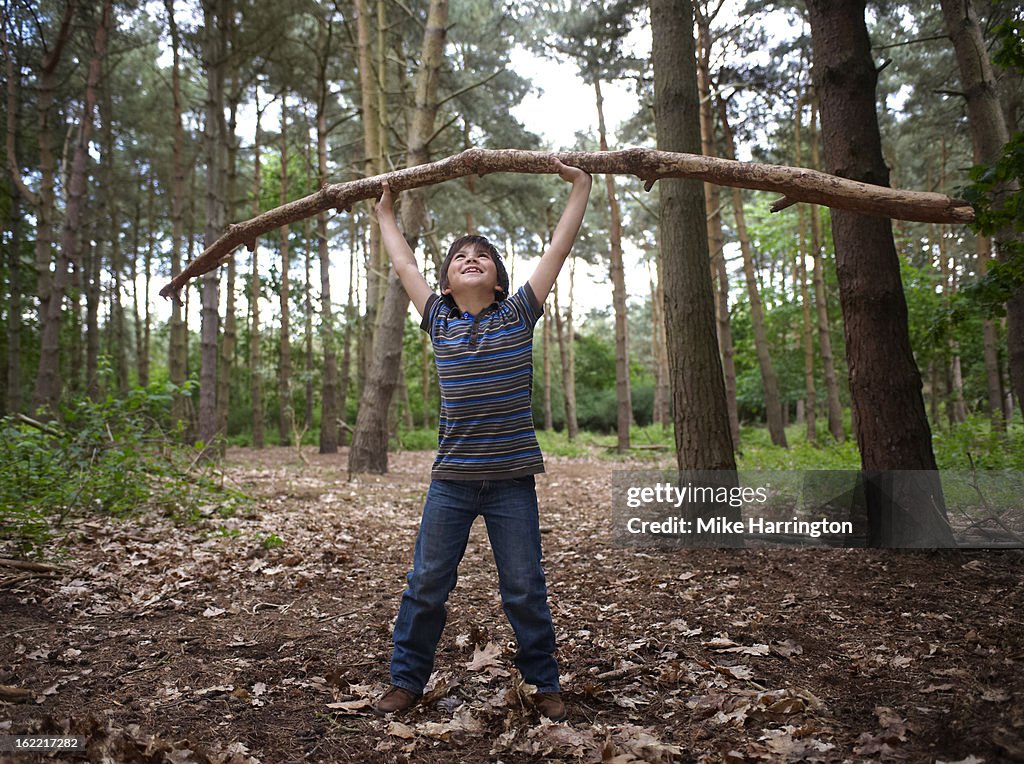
[{"x1": 0, "y1": 382, "x2": 250, "y2": 557}]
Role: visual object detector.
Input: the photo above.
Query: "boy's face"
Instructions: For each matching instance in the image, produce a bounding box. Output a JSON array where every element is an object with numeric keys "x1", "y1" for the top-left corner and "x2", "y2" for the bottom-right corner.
[{"x1": 443, "y1": 243, "x2": 501, "y2": 298}]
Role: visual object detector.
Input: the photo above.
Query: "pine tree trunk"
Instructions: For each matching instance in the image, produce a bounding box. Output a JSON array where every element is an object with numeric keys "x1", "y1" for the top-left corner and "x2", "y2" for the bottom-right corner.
[
  {"x1": 317, "y1": 26, "x2": 339, "y2": 452},
  {"x1": 142, "y1": 178, "x2": 155, "y2": 388},
  {"x1": 653, "y1": 249, "x2": 672, "y2": 430},
  {"x1": 349, "y1": 0, "x2": 448, "y2": 473},
  {"x1": 16, "y1": 2, "x2": 76, "y2": 386},
  {"x1": 355, "y1": 0, "x2": 382, "y2": 388},
  {"x1": 652, "y1": 0, "x2": 740, "y2": 549},
  {"x1": 216, "y1": 95, "x2": 240, "y2": 446},
  {"x1": 977, "y1": 234, "x2": 1005, "y2": 431},
  {"x1": 250, "y1": 101, "x2": 264, "y2": 448},
  {"x1": 936, "y1": 222, "x2": 967, "y2": 425},
  {"x1": 198, "y1": 0, "x2": 228, "y2": 451},
  {"x1": 278, "y1": 96, "x2": 294, "y2": 446},
  {"x1": 33, "y1": 0, "x2": 108, "y2": 412},
  {"x1": 652, "y1": 0, "x2": 735, "y2": 471},
  {"x1": 165, "y1": 0, "x2": 189, "y2": 430},
  {"x1": 695, "y1": 17, "x2": 739, "y2": 446},
  {"x1": 718, "y1": 100, "x2": 788, "y2": 448},
  {"x1": 339, "y1": 217, "x2": 357, "y2": 445},
  {"x1": 595, "y1": 79, "x2": 632, "y2": 452},
  {"x1": 940, "y1": 0, "x2": 1023, "y2": 421},
  {"x1": 543, "y1": 308, "x2": 553, "y2": 431},
  {"x1": 553, "y1": 280, "x2": 578, "y2": 441},
  {"x1": 794, "y1": 98, "x2": 817, "y2": 444},
  {"x1": 806, "y1": 0, "x2": 954, "y2": 547},
  {"x1": 303, "y1": 214, "x2": 314, "y2": 432},
  {"x1": 6, "y1": 184, "x2": 23, "y2": 413},
  {"x1": 808, "y1": 98, "x2": 845, "y2": 441},
  {"x1": 131, "y1": 200, "x2": 144, "y2": 383}
]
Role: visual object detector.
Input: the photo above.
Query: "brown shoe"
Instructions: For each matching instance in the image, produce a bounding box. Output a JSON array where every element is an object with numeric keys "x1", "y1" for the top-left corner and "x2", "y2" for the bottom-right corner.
[
  {"x1": 373, "y1": 685, "x2": 420, "y2": 715},
  {"x1": 533, "y1": 691, "x2": 566, "y2": 722}
]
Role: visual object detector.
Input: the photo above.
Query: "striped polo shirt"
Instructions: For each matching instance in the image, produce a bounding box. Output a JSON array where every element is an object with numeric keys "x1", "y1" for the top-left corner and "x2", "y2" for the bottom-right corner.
[{"x1": 420, "y1": 283, "x2": 544, "y2": 481}]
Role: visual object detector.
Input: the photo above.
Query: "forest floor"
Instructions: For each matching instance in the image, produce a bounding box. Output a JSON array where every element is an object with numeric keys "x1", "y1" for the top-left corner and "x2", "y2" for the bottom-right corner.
[{"x1": 2, "y1": 446, "x2": 1023, "y2": 763}]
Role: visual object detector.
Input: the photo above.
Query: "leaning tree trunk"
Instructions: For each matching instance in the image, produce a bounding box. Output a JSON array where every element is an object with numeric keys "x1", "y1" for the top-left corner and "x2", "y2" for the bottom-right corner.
[
  {"x1": 808, "y1": 98, "x2": 846, "y2": 442},
  {"x1": 939, "y1": 0, "x2": 1023, "y2": 421},
  {"x1": 695, "y1": 15, "x2": 740, "y2": 447},
  {"x1": 718, "y1": 99, "x2": 788, "y2": 448},
  {"x1": 794, "y1": 96, "x2": 817, "y2": 444},
  {"x1": 806, "y1": 0, "x2": 954, "y2": 547},
  {"x1": 349, "y1": 0, "x2": 448, "y2": 473},
  {"x1": 595, "y1": 78, "x2": 632, "y2": 452}
]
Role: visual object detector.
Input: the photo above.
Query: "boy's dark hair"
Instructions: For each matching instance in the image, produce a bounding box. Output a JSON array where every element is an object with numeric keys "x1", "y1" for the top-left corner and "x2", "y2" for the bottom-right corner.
[{"x1": 439, "y1": 234, "x2": 510, "y2": 304}]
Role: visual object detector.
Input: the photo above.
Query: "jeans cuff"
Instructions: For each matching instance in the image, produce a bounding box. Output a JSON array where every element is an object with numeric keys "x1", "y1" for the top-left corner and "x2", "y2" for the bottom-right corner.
[
  {"x1": 389, "y1": 679, "x2": 423, "y2": 696},
  {"x1": 533, "y1": 685, "x2": 561, "y2": 694}
]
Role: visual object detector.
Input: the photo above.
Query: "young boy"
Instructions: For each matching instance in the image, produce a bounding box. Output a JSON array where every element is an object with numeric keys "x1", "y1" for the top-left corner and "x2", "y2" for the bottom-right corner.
[{"x1": 373, "y1": 160, "x2": 592, "y2": 722}]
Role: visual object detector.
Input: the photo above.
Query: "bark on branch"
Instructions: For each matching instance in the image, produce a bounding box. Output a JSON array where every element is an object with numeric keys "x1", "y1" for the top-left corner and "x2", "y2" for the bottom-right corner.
[{"x1": 159, "y1": 147, "x2": 975, "y2": 300}]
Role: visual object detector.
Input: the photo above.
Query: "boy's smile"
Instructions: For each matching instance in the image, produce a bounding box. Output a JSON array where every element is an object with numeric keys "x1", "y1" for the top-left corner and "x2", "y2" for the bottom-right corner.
[{"x1": 446, "y1": 247, "x2": 499, "y2": 294}]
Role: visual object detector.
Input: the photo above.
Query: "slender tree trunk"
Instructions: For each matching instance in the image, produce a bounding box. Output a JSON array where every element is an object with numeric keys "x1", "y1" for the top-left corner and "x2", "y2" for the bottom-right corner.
[
  {"x1": 543, "y1": 305, "x2": 553, "y2": 431},
  {"x1": 553, "y1": 279, "x2": 578, "y2": 440},
  {"x1": 653, "y1": 248, "x2": 672, "y2": 430},
  {"x1": 316, "y1": 20, "x2": 339, "y2": 453},
  {"x1": 977, "y1": 234, "x2": 1005, "y2": 431},
  {"x1": 278, "y1": 95, "x2": 294, "y2": 445},
  {"x1": 937, "y1": 222, "x2": 966, "y2": 424},
  {"x1": 808, "y1": 97, "x2": 845, "y2": 442},
  {"x1": 794, "y1": 97, "x2": 817, "y2": 443},
  {"x1": 141, "y1": 177, "x2": 154, "y2": 387},
  {"x1": 6, "y1": 183, "x2": 23, "y2": 413},
  {"x1": 2, "y1": 26, "x2": 25, "y2": 413},
  {"x1": 695, "y1": 16, "x2": 739, "y2": 446},
  {"x1": 5, "y1": 1, "x2": 75, "y2": 363},
  {"x1": 165, "y1": 0, "x2": 189, "y2": 429},
  {"x1": 199, "y1": 0, "x2": 228, "y2": 451},
  {"x1": 349, "y1": 0, "x2": 448, "y2": 473},
  {"x1": 595, "y1": 79, "x2": 632, "y2": 451},
  {"x1": 806, "y1": 0, "x2": 954, "y2": 547},
  {"x1": 216, "y1": 96, "x2": 239, "y2": 449},
  {"x1": 718, "y1": 99, "x2": 788, "y2": 448},
  {"x1": 250, "y1": 100, "x2": 264, "y2": 448},
  {"x1": 355, "y1": 0, "x2": 382, "y2": 388},
  {"x1": 34, "y1": 0, "x2": 109, "y2": 412},
  {"x1": 131, "y1": 199, "x2": 143, "y2": 381},
  {"x1": 303, "y1": 214, "x2": 314, "y2": 432},
  {"x1": 339, "y1": 216, "x2": 357, "y2": 445},
  {"x1": 940, "y1": 0, "x2": 1023, "y2": 420}
]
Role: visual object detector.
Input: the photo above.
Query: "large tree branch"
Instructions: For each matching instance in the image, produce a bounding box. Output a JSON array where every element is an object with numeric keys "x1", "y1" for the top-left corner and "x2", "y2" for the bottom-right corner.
[{"x1": 159, "y1": 147, "x2": 975, "y2": 301}]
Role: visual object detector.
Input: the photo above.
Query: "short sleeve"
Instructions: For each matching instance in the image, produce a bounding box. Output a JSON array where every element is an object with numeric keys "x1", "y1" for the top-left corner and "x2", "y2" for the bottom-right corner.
[{"x1": 420, "y1": 294, "x2": 441, "y2": 332}]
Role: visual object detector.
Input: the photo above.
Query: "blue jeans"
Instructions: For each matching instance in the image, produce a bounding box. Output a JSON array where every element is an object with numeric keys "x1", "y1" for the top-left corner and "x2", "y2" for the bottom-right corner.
[{"x1": 389, "y1": 476, "x2": 560, "y2": 694}]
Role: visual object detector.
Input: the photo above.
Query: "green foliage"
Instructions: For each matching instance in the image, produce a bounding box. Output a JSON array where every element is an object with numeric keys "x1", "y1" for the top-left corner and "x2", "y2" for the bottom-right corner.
[
  {"x1": 931, "y1": 415, "x2": 1024, "y2": 471},
  {"x1": 0, "y1": 383, "x2": 250, "y2": 557},
  {"x1": 736, "y1": 424, "x2": 862, "y2": 471}
]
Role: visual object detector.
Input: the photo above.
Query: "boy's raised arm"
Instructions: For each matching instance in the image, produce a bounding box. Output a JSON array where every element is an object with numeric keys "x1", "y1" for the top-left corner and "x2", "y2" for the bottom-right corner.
[
  {"x1": 376, "y1": 181, "x2": 433, "y2": 317},
  {"x1": 527, "y1": 160, "x2": 593, "y2": 305}
]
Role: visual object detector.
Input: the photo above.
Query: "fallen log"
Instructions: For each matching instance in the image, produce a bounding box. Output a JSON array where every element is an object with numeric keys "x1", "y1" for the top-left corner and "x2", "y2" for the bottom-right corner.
[{"x1": 160, "y1": 147, "x2": 975, "y2": 301}]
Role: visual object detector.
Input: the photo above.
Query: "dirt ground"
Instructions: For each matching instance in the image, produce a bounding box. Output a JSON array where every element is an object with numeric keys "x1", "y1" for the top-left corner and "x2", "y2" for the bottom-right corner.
[{"x1": 2, "y1": 446, "x2": 1023, "y2": 763}]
